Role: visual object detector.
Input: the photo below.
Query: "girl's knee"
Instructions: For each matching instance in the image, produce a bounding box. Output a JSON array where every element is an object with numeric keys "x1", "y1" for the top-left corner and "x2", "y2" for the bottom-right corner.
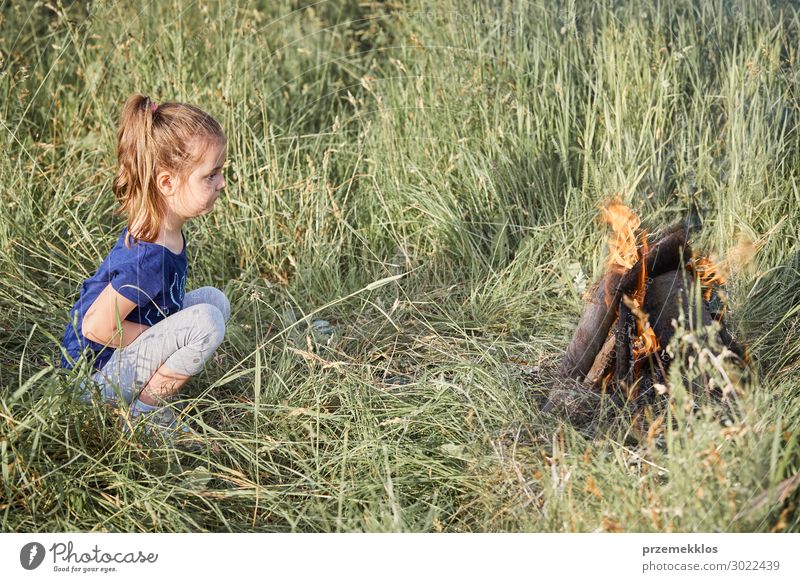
[
  {"x1": 189, "y1": 286, "x2": 231, "y2": 322},
  {"x1": 166, "y1": 304, "x2": 226, "y2": 376},
  {"x1": 189, "y1": 303, "x2": 227, "y2": 349},
  {"x1": 215, "y1": 289, "x2": 231, "y2": 323}
]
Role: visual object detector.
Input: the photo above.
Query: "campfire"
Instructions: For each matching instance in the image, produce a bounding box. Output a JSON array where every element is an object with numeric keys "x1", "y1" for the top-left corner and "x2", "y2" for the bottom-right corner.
[{"x1": 559, "y1": 200, "x2": 746, "y2": 409}]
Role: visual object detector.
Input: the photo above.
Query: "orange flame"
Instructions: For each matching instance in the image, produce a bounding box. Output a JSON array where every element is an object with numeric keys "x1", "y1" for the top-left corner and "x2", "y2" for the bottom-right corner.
[
  {"x1": 601, "y1": 198, "x2": 661, "y2": 361},
  {"x1": 692, "y1": 256, "x2": 727, "y2": 301},
  {"x1": 635, "y1": 322, "x2": 659, "y2": 358},
  {"x1": 601, "y1": 199, "x2": 641, "y2": 272},
  {"x1": 622, "y1": 294, "x2": 660, "y2": 359}
]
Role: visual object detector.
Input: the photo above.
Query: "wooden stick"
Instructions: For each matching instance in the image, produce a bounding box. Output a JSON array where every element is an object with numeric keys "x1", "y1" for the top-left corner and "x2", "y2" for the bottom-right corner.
[
  {"x1": 584, "y1": 333, "x2": 616, "y2": 388},
  {"x1": 559, "y1": 271, "x2": 622, "y2": 380}
]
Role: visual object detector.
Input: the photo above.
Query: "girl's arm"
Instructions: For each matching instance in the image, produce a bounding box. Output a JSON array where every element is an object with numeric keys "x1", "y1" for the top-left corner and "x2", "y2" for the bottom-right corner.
[{"x1": 82, "y1": 283, "x2": 149, "y2": 348}]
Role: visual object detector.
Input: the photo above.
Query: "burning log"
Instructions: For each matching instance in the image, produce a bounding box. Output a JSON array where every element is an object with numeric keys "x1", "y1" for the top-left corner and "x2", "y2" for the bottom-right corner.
[
  {"x1": 558, "y1": 200, "x2": 744, "y2": 407},
  {"x1": 617, "y1": 227, "x2": 688, "y2": 295},
  {"x1": 559, "y1": 224, "x2": 688, "y2": 380}
]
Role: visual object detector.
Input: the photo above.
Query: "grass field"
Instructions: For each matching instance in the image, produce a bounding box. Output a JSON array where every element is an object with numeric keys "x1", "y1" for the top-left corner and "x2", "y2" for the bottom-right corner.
[{"x1": 1, "y1": 0, "x2": 799, "y2": 532}]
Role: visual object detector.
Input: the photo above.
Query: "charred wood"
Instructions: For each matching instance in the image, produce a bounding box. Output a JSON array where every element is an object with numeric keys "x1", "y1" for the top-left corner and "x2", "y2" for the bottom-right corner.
[
  {"x1": 615, "y1": 299, "x2": 636, "y2": 388},
  {"x1": 642, "y1": 269, "x2": 712, "y2": 348}
]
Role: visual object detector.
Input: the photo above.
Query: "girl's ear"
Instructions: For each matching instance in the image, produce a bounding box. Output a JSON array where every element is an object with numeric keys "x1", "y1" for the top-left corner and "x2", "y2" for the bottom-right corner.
[{"x1": 156, "y1": 170, "x2": 176, "y2": 196}]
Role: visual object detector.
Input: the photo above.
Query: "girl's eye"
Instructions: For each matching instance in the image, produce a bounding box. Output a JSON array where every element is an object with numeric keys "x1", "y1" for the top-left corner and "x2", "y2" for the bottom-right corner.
[{"x1": 207, "y1": 173, "x2": 217, "y2": 180}]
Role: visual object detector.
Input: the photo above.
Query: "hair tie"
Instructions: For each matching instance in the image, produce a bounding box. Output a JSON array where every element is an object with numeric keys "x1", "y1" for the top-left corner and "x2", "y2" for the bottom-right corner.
[{"x1": 149, "y1": 101, "x2": 158, "y2": 113}]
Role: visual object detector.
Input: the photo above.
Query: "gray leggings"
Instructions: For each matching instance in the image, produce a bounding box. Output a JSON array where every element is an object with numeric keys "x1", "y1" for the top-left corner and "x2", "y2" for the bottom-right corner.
[{"x1": 79, "y1": 286, "x2": 230, "y2": 405}]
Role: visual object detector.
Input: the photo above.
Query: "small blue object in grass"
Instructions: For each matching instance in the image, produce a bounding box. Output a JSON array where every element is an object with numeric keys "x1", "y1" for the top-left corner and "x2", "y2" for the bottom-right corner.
[{"x1": 310, "y1": 319, "x2": 335, "y2": 337}]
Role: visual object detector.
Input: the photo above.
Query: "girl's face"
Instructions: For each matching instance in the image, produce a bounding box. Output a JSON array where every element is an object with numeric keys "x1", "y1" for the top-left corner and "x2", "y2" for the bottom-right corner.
[{"x1": 172, "y1": 138, "x2": 227, "y2": 218}]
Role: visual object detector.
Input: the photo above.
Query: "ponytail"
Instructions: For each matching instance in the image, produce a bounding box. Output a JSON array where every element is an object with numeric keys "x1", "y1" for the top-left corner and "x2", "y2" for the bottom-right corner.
[
  {"x1": 111, "y1": 93, "x2": 225, "y2": 249},
  {"x1": 112, "y1": 94, "x2": 166, "y2": 248}
]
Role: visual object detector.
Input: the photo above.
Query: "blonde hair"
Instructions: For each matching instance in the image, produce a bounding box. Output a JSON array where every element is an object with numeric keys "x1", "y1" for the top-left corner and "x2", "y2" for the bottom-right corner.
[{"x1": 112, "y1": 94, "x2": 225, "y2": 248}]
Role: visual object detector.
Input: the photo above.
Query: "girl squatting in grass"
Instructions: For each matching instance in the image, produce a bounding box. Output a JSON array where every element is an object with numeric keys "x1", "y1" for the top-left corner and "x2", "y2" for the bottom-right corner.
[{"x1": 60, "y1": 94, "x2": 230, "y2": 441}]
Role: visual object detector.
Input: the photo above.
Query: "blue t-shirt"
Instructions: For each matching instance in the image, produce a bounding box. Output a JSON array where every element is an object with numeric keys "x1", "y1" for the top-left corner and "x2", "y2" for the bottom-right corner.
[{"x1": 60, "y1": 226, "x2": 188, "y2": 372}]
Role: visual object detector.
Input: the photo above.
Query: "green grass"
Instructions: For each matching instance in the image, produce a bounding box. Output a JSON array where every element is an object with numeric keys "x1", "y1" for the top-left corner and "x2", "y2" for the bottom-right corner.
[{"x1": 1, "y1": 0, "x2": 799, "y2": 532}]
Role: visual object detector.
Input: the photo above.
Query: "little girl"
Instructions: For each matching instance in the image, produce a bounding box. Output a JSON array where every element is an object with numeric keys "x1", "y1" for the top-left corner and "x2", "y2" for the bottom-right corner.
[{"x1": 60, "y1": 94, "x2": 230, "y2": 441}]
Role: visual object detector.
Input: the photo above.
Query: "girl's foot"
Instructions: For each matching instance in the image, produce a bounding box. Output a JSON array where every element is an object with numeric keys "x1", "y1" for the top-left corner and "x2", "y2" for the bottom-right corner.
[{"x1": 122, "y1": 400, "x2": 204, "y2": 443}]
